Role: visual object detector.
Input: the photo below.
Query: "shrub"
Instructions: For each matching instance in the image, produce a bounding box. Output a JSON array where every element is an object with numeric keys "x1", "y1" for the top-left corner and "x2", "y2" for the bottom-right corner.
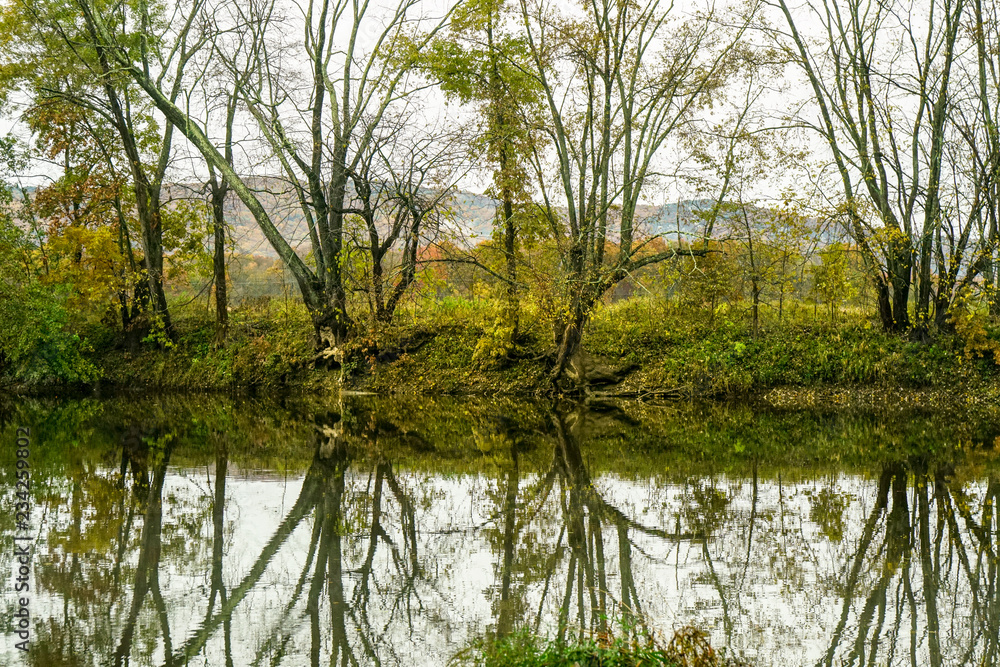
[{"x1": 0, "y1": 223, "x2": 96, "y2": 385}]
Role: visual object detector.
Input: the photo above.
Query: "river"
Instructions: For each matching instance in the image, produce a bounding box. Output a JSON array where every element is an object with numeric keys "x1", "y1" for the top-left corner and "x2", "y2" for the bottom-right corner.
[{"x1": 1, "y1": 394, "x2": 997, "y2": 666}]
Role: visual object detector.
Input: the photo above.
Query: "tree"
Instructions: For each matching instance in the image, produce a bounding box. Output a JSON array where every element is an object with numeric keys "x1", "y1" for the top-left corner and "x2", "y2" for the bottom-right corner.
[
  {"x1": 421, "y1": 0, "x2": 544, "y2": 350},
  {"x1": 683, "y1": 72, "x2": 821, "y2": 335},
  {"x1": 810, "y1": 243, "x2": 855, "y2": 322},
  {"x1": 735, "y1": 203, "x2": 818, "y2": 337},
  {"x1": 0, "y1": 21, "x2": 147, "y2": 335},
  {"x1": 951, "y1": 0, "x2": 1000, "y2": 320},
  {"x1": 0, "y1": 144, "x2": 95, "y2": 383},
  {"x1": 346, "y1": 110, "x2": 466, "y2": 326},
  {"x1": 771, "y1": 0, "x2": 969, "y2": 334},
  {"x1": 0, "y1": 0, "x2": 214, "y2": 341},
  {"x1": 71, "y1": 0, "x2": 455, "y2": 351},
  {"x1": 205, "y1": 133, "x2": 232, "y2": 345},
  {"x1": 517, "y1": 0, "x2": 750, "y2": 383},
  {"x1": 16, "y1": 100, "x2": 146, "y2": 326},
  {"x1": 187, "y1": 30, "x2": 253, "y2": 346}
]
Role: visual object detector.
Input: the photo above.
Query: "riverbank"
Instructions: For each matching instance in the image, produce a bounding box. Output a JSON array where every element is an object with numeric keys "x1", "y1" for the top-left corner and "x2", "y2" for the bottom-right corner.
[{"x1": 6, "y1": 297, "x2": 1000, "y2": 400}]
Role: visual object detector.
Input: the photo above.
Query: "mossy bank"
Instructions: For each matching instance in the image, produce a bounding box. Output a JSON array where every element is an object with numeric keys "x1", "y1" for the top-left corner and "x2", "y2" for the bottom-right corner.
[{"x1": 7, "y1": 297, "x2": 1000, "y2": 402}]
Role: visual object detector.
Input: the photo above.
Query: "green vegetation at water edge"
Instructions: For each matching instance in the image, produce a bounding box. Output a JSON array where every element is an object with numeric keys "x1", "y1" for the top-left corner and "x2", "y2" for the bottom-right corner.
[
  {"x1": 472, "y1": 636, "x2": 680, "y2": 667},
  {"x1": 12, "y1": 294, "x2": 998, "y2": 398},
  {"x1": 466, "y1": 628, "x2": 749, "y2": 667}
]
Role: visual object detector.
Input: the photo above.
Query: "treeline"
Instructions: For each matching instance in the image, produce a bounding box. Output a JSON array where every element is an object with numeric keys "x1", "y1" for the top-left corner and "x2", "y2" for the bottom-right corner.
[{"x1": 1, "y1": 0, "x2": 999, "y2": 386}]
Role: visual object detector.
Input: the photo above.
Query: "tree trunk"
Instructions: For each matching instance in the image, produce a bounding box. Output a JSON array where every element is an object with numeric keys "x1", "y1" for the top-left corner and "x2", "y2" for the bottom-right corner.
[
  {"x1": 90, "y1": 38, "x2": 173, "y2": 341},
  {"x1": 488, "y1": 14, "x2": 519, "y2": 340},
  {"x1": 875, "y1": 281, "x2": 894, "y2": 330},
  {"x1": 209, "y1": 97, "x2": 238, "y2": 346},
  {"x1": 933, "y1": 291, "x2": 953, "y2": 331},
  {"x1": 915, "y1": 229, "x2": 934, "y2": 330},
  {"x1": 550, "y1": 304, "x2": 587, "y2": 385},
  {"x1": 502, "y1": 194, "x2": 518, "y2": 337},
  {"x1": 313, "y1": 303, "x2": 351, "y2": 350},
  {"x1": 371, "y1": 249, "x2": 387, "y2": 324},
  {"x1": 141, "y1": 185, "x2": 173, "y2": 339},
  {"x1": 210, "y1": 175, "x2": 229, "y2": 345},
  {"x1": 318, "y1": 157, "x2": 352, "y2": 349},
  {"x1": 989, "y1": 258, "x2": 1000, "y2": 319},
  {"x1": 888, "y1": 253, "x2": 911, "y2": 333}
]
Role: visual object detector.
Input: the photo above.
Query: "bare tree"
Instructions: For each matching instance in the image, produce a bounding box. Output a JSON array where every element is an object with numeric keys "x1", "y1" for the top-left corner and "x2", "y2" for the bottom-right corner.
[
  {"x1": 517, "y1": 0, "x2": 751, "y2": 384},
  {"x1": 346, "y1": 111, "x2": 467, "y2": 326},
  {"x1": 949, "y1": 0, "x2": 1000, "y2": 320},
  {"x1": 73, "y1": 0, "x2": 455, "y2": 350},
  {"x1": 771, "y1": 0, "x2": 968, "y2": 334}
]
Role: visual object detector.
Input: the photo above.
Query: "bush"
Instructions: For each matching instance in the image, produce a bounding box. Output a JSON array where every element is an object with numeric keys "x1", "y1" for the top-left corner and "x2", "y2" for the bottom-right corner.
[
  {"x1": 466, "y1": 626, "x2": 748, "y2": 667},
  {"x1": 0, "y1": 223, "x2": 97, "y2": 385}
]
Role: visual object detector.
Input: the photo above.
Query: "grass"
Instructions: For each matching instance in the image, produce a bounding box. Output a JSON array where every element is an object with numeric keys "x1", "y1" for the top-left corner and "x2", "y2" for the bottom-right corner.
[
  {"x1": 586, "y1": 298, "x2": 997, "y2": 395},
  {"x1": 13, "y1": 292, "x2": 1000, "y2": 398},
  {"x1": 82, "y1": 298, "x2": 317, "y2": 391},
  {"x1": 474, "y1": 636, "x2": 678, "y2": 667},
  {"x1": 464, "y1": 627, "x2": 748, "y2": 667}
]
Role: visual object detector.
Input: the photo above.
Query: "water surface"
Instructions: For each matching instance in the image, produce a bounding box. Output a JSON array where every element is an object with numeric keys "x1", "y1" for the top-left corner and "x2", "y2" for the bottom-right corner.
[{"x1": 1, "y1": 394, "x2": 998, "y2": 666}]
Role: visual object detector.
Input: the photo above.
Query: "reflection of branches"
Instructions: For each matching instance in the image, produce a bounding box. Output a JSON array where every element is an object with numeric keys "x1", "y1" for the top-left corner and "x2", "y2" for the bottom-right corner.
[
  {"x1": 250, "y1": 502, "x2": 324, "y2": 666},
  {"x1": 701, "y1": 539, "x2": 734, "y2": 644},
  {"x1": 496, "y1": 447, "x2": 520, "y2": 638},
  {"x1": 544, "y1": 407, "x2": 694, "y2": 640},
  {"x1": 984, "y1": 477, "x2": 1000, "y2": 667},
  {"x1": 349, "y1": 460, "x2": 425, "y2": 666},
  {"x1": 383, "y1": 464, "x2": 420, "y2": 576},
  {"x1": 180, "y1": 415, "x2": 434, "y2": 667},
  {"x1": 815, "y1": 463, "x2": 1000, "y2": 667},
  {"x1": 616, "y1": 523, "x2": 644, "y2": 628},
  {"x1": 552, "y1": 411, "x2": 703, "y2": 541},
  {"x1": 205, "y1": 442, "x2": 234, "y2": 667},
  {"x1": 112, "y1": 447, "x2": 136, "y2": 596},
  {"x1": 533, "y1": 526, "x2": 565, "y2": 634},
  {"x1": 741, "y1": 461, "x2": 758, "y2": 585},
  {"x1": 166, "y1": 447, "x2": 334, "y2": 664},
  {"x1": 114, "y1": 442, "x2": 172, "y2": 667},
  {"x1": 88, "y1": 400, "x2": 1000, "y2": 667},
  {"x1": 916, "y1": 471, "x2": 941, "y2": 667},
  {"x1": 817, "y1": 466, "x2": 894, "y2": 667},
  {"x1": 318, "y1": 451, "x2": 355, "y2": 667},
  {"x1": 297, "y1": 412, "x2": 434, "y2": 666},
  {"x1": 151, "y1": 577, "x2": 173, "y2": 666}
]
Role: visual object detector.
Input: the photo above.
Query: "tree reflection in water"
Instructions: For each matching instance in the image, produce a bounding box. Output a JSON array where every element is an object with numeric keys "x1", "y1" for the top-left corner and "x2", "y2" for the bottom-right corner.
[
  {"x1": 3, "y1": 396, "x2": 998, "y2": 666},
  {"x1": 811, "y1": 463, "x2": 1000, "y2": 667}
]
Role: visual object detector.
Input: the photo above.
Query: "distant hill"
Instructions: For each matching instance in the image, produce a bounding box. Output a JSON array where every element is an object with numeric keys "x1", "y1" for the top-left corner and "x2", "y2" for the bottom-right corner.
[
  {"x1": 171, "y1": 181, "x2": 729, "y2": 256},
  {"x1": 14, "y1": 176, "x2": 839, "y2": 257}
]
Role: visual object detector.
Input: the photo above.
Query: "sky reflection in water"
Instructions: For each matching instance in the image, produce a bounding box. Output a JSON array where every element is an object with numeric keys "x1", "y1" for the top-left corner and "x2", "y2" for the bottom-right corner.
[{"x1": 1, "y1": 394, "x2": 998, "y2": 666}]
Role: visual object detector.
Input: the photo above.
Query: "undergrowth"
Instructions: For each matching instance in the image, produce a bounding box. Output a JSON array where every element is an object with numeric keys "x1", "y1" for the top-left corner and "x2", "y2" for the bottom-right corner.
[
  {"x1": 10, "y1": 294, "x2": 1000, "y2": 396},
  {"x1": 587, "y1": 298, "x2": 997, "y2": 395},
  {"x1": 463, "y1": 626, "x2": 748, "y2": 667}
]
